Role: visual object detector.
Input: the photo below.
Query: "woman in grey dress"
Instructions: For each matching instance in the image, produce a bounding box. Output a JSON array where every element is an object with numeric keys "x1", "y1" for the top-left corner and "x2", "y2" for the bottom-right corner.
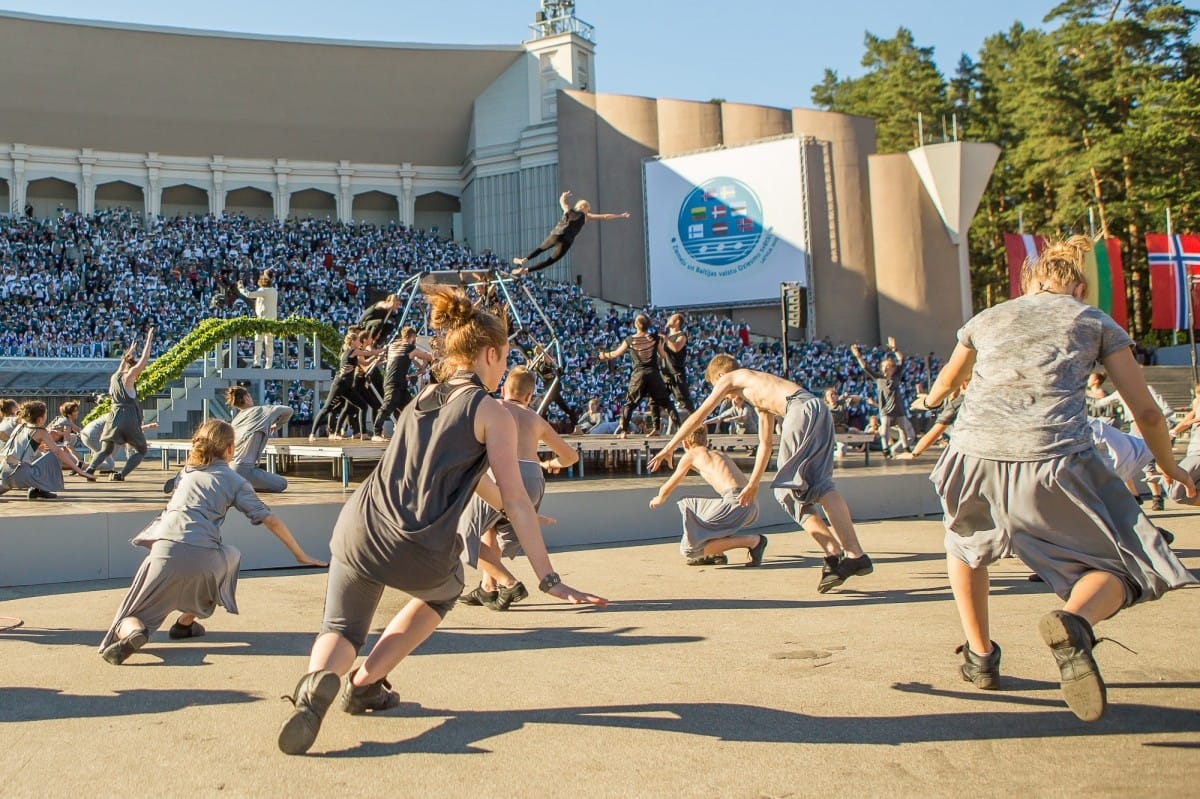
[
  {"x1": 99, "y1": 419, "x2": 326, "y2": 665},
  {"x1": 277, "y1": 285, "x2": 607, "y2": 756},
  {"x1": 920, "y1": 236, "x2": 1197, "y2": 722},
  {"x1": 86, "y1": 327, "x2": 154, "y2": 482},
  {"x1": 0, "y1": 401, "x2": 95, "y2": 500}
]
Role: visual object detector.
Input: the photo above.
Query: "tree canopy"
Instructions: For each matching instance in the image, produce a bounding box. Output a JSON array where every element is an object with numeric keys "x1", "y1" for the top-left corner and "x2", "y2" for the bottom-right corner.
[{"x1": 811, "y1": 1, "x2": 1200, "y2": 338}]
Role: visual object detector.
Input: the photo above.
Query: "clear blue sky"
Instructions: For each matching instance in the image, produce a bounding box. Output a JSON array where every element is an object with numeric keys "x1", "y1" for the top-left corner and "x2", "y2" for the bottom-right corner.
[{"x1": 0, "y1": 1, "x2": 1068, "y2": 109}]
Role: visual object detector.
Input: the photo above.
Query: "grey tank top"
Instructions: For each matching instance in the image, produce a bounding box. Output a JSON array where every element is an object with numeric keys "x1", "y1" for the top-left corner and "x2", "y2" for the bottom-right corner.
[
  {"x1": 109, "y1": 371, "x2": 138, "y2": 412},
  {"x1": 2, "y1": 424, "x2": 39, "y2": 463},
  {"x1": 332, "y1": 371, "x2": 491, "y2": 584}
]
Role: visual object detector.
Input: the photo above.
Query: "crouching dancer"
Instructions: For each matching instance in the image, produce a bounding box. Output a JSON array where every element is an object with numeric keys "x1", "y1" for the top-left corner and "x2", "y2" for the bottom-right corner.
[
  {"x1": 649, "y1": 426, "x2": 766, "y2": 567},
  {"x1": 277, "y1": 286, "x2": 606, "y2": 756},
  {"x1": 649, "y1": 355, "x2": 872, "y2": 593},
  {"x1": 921, "y1": 236, "x2": 1196, "y2": 722},
  {"x1": 99, "y1": 420, "x2": 325, "y2": 665}
]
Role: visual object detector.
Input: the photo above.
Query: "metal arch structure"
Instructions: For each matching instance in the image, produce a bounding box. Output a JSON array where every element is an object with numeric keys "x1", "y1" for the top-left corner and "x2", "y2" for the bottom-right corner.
[{"x1": 390, "y1": 269, "x2": 569, "y2": 420}]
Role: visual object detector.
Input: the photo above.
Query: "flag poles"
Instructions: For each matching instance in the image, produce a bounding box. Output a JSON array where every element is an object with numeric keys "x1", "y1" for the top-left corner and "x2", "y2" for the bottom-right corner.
[{"x1": 1170, "y1": 207, "x2": 1199, "y2": 388}]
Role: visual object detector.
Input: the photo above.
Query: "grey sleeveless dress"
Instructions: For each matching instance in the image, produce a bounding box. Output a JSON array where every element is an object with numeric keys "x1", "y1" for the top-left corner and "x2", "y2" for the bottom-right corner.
[
  {"x1": 0, "y1": 424, "x2": 65, "y2": 494},
  {"x1": 101, "y1": 371, "x2": 148, "y2": 451},
  {"x1": 329, "y1": 372, "x2": 490, "y2": 622}
]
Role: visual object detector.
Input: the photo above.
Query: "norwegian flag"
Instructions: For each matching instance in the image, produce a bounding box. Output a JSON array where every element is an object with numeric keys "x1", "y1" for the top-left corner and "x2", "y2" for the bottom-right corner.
[
  {"x1": 1147, "y1": 233, "x2": 1200, "y2": 330},
  {"x1": 737, "y1": 217, "x2": 754, "y2": 233}
]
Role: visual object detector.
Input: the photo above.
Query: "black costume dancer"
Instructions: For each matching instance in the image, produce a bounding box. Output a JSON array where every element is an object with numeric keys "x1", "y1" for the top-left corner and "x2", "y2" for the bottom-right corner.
[
  {"x1": 661, "y1": 313, "x2": 695, "y2": 416},
  {"x1": 599, "y1": 314, "x2": 680, "y2": 437},
  {"x1": 511, "y1": 190, "x2": 630, "y2": 276},
  {"x1": 310, "y1": 330, "x2": 370, "y2": 440},
  {"x1": 372, "y1": 327, "x2": 433, "y2": 440},
  {"x1": 513, "y1": 331, "x2": 576, "y2": 428},
  {"x1": 357, "y1": 295, "x2": 402, "y2": 343}
]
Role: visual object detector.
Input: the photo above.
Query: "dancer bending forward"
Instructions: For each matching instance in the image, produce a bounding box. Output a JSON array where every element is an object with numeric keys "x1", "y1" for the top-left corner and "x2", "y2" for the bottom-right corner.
[
  {"x1": 99, "y1": 420, "x2": 324, "y2": 665},
  {"x1": 919, "y1": 236, "x2": 1196, "y2": 722},
  {"x1": 649, "y1": 354, "x2": 872, "y2": 592},
  {"x1": 650, "y1": 426, "x2": 766, "y2": 567},
  {"x1": 277, "y1": 286, "x2": 606, "y2": 756}
]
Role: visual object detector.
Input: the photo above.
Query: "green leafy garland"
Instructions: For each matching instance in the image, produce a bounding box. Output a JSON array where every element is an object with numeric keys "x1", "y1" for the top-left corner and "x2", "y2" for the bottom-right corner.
[{"x1": 83, "y1": 317, "x2": 341, "y2": 424}]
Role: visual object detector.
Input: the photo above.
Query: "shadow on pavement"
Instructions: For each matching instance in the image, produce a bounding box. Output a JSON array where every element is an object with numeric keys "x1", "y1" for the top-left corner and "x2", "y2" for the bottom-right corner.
[
  {"x1": 0, "y1": 687, "x2": 256, "y2": 722},
  {"x1": 313, "y1": 691, "x2": 1200, "y2": 757}
]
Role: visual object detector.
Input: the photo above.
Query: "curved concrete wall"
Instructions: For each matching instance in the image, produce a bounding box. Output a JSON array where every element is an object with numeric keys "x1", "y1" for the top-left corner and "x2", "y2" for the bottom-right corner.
[
  {"x1": 0, "y1": 12, "x2": 521, "y2": 165},
  {"x1": 867, "y1": 153, "x2": 961, "y2": 359},
  {"x1": 791, "y1": 110, "x2": 879, "y2": 347},
  {"x1": 720, "y1": 103, "x2": 792, "y2": 148}
]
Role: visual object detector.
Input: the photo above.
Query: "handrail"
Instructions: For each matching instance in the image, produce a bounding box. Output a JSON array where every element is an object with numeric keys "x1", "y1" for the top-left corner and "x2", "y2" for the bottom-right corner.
[{"x1": 83, "y1": 317, "x2": 341, "y2": 424}]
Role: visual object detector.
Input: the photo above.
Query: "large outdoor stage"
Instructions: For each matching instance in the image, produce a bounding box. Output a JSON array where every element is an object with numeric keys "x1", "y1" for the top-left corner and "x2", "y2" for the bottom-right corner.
[{"x1": 0, "y1": 436, "x2": 941, "y2": 588}]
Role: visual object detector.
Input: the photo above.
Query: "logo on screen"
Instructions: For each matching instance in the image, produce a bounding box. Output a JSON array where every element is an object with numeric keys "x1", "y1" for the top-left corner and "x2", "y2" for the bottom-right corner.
[{"x1": 675, "y1": 178, "x2": 763, "y2": 269}]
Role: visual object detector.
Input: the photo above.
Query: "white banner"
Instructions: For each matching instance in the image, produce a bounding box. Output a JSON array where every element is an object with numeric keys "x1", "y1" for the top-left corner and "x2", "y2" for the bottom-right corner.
[{"x1": 643, "y1": 137, "x2": 809, "y2": 307}]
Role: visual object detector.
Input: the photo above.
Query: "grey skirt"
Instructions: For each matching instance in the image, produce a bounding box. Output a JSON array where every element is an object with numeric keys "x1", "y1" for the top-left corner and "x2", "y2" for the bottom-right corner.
[
  {"x1": 98, "y1": 539, "x2": 241, "y2": 651},
  {"x1": 0, "y1": 452, "x2": 66, "y2": 494},
  {"x1": 677, "y1": 489, "x2": 760, "y2": 558},
  {"x1": 770, "y1": 393, "x2": 836, "y2": 524},
  {"x1": 931, "y1": 445, "x2": 1197, "y2": 607},
  {"x1": 459, "y1": 461, "x2": 545, "y2": 567}
]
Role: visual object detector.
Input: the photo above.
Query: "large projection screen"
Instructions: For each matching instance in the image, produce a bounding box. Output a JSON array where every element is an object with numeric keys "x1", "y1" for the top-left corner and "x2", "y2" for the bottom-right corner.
[{"x1": 643, "y1": 137, "x2": 809, "y2": 308}]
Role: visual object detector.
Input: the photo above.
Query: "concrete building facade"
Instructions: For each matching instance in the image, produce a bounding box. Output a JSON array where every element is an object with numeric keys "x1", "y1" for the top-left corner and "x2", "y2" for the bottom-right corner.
[{"x1": 0, "y1": 7, "x2": 977, "y2": 354}]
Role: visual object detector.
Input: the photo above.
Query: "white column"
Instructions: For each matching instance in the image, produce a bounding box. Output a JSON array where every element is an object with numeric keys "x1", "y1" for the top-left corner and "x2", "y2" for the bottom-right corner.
[
  {"x1": 145, "y1": 153, "x2": 163, "y2": 218},
  {"x1": 210, "y1": 157, "x2": 226, "y2": 216},
  {"x1": 274, "y1": 160, "x2": 291, "y2": 220},
  {"x1": 337, "y1": 161, "x2": 353, "y2": 223},
  {"x1": 78, "y1": 149, "x2": 97, "y2": 215},
  {"x1": 9, "y1": 145, "x2": 27, "y2": 215},
  {"x1": 400, "y1": 163, "x2": 415, "y2": 227}
]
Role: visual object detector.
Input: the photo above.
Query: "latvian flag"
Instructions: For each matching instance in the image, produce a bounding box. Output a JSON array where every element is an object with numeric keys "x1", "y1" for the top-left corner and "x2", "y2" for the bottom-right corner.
[
  {"x1": 1003, "y1": 233, "x2": 1044, "y2": 298},
  {"x1": 1004, "y1": 233, "x2": 1128, "y2": 328},
  {"x1": 1147, "y1": 233, "x2": 1200, "y2": 330}
]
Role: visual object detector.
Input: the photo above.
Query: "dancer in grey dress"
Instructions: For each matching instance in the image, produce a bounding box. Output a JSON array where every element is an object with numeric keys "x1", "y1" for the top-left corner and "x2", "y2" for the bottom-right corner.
[
  {"x1": 99, "y1": 419, "x2": 324, "y2": 665},
  {"x1": 921, "y1": 236, "x2": 1197, "y2": 722},
  {"x1": 0, "y1": 401, "x2": 94, "y2": 499},
  {"x1": 86, "y1": 327, "x2": 154, "y2": 482},
  {"x1": 164, "y1": 386, "x2": 292, "y2": 494},
  {"x1": 278, "y1": 285, "x2": 606, "y2": 756}
]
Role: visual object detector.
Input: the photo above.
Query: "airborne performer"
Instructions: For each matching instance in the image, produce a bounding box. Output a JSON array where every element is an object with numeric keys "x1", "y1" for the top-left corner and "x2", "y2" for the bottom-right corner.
[{"x1": 511, "y1": 190, "x2": 630, "y2": 276}]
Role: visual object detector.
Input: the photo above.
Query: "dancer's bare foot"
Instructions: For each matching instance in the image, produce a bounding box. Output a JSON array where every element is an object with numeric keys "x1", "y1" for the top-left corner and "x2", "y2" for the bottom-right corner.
[{"x1": 512, "y1": 257, "x2": 526, "y2": 266}]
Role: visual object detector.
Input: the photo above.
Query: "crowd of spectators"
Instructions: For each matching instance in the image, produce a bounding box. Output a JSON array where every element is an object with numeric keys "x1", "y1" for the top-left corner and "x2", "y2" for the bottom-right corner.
[{"x1": 0, "y1": 208, "x2": 938, "y2": 429}]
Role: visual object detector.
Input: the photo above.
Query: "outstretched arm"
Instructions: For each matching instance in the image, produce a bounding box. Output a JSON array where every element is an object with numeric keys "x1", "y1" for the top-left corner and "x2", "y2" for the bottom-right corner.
[
  {"x1": 585, "y1": 211, "x2": 632, "y2": 221},
  {"x1": 262, "y1": 514, "x2": 327, "y2": 567},
  {"x1": 649, "y1": 449, "x2": 695, "y2": 508},
  {"x1": 849, "y1": 344, "x2": 877, "y2": 379},
  {"x1": 737, "y1": 410, "x2": 775, "y2": 507},
  {"x1": 1106, "y1": 346, "x2": 1195, "y2": 498},
  {"x1": 648, "y1": 374, "x2": 735, "y2": 471},
  {"x1": 599, "y1": 339, "x2": 629, "y2": 362},
  {"x1": 559, "y1": 190, "x2": 572, "y2": 212},
  {"x1": 539, "y1": 418, "x2": 579, "y2": 472},
  {"x1": 126, "y1": 327, "x2": 155, "y2": 384}
]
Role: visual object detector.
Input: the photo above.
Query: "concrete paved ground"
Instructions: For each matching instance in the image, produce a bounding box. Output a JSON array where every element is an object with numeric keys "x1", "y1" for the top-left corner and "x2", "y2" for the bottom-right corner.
[{"x1": 2, "y1": 511, "x2": 1199, "y2": 797}]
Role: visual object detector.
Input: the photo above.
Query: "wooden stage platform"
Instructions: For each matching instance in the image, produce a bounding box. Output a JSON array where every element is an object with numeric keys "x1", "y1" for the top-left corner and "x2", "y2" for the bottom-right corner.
[
  {"x1": 147, "y1": 432, "x2": 881, "y2": 488},
  {"x1": 1, "y1": 435, "x2": 938, "y2": 588}
]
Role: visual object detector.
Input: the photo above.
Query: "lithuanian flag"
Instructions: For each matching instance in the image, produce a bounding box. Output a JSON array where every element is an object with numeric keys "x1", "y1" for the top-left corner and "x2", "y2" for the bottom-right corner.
[
  {"x1": 1004, "y1": 233, "x2": 1128, "y2": 329},
  {"x1": 1082, "y1": 238, "x2": 1128, "y2": 329}
]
